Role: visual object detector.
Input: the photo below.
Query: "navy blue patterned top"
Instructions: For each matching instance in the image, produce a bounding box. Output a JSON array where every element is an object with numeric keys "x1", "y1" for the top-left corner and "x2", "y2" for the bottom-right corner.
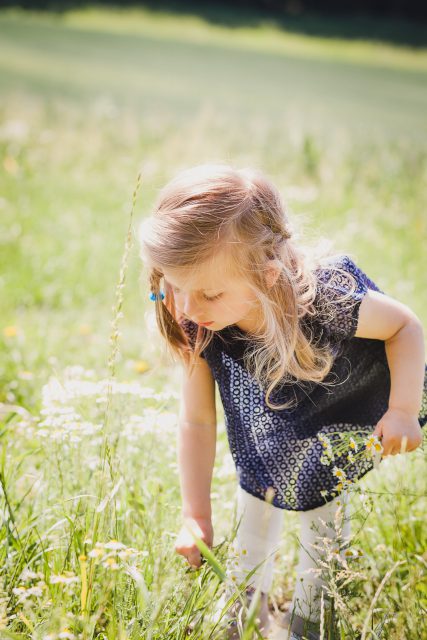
[{"x1": 180, "y1": 255, "x2": 427, "y2": 511}]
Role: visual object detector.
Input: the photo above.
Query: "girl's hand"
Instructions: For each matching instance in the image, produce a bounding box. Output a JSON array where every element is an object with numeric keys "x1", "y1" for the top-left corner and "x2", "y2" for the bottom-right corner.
[
  {"x1": 175, "y1": 517, "x2": 213, "y2": 568},
  {"x1": 372, "y1": 407, "x2": 423, "y2": 457}
]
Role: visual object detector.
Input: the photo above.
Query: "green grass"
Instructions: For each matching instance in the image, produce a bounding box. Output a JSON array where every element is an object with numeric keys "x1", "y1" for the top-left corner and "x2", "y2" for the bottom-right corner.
[{"x1": 0, "y1": 6, "x2": 426, "y2": 639}]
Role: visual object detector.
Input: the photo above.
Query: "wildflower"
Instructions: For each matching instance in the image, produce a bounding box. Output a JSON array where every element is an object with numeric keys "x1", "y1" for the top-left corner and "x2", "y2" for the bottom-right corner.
[
  {"x1": 118, "y1": 548, "x2": 138, "y2": 560},
  {"x1": 102, "y1": 557, "x2": 120, "y2": 571},
  {"x1": 332, "y1": 467, "x2": 346, "y2": 481},
  {"x1": 78, "y1": 324, "x2": 92, "y2": 336},
  {"x1": 318, "y1": 433, "x2": 334, "y2": 464},
  {"x1": 19, "y1": 568, "x2": 44, "y2": 583},
  {"x1": 320, "y1": 489, "x2": 329, "y2": 498},
  {"x1": 3, "y1": 326, "x2": 19, "y2": 337},
  {"x1": 318, "y1": 434, "x2": 331, "y2": 449},
  {"x1": 104, "y1": 539, "x2": 126, "y2": 551},
  {"x1": 359, "y1": 492, "x2": 373, "y2": 512},
  {"x1": 347, "y1": 452, "x2": 355, "y2": 463},
  {"x1": 349, "y1": 437, "x2": 358, "y2": 451},
  {"x1": 18, "y1": 370, "x2": 34, "y2": 380},
  {"x1": 50, "y1": 573, "x2": 79, "y2": 585},
  {"x1": 364, "y1": 435, "x2": 383, "y2": 454},
  {"x1": 58, "y1": 629, "x2": 76, "y2": 640},
  {"x1": 88, "y1": 548, "x2": 104, "y2": 559},
  {"x1": 11, "y1": 582, "x2": 44, "y2": 604},
  {"x1": 134, "y1": 360, "x2": 150, "y2": 374},
  {"x1": 4, "y1": 156, "x2": 19, "y2": 175},
  {"x1": 27, "y1": 585, "x2": 44, "y2": 597},
  {"x1": 344, "y1": 548, "x2": 360, "y2": 558}
]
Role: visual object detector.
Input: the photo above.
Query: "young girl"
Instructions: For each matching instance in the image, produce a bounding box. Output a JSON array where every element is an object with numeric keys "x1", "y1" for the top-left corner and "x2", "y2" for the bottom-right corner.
[{"x1": 138, "y1": 163, "x2": 427, "y2": 639}]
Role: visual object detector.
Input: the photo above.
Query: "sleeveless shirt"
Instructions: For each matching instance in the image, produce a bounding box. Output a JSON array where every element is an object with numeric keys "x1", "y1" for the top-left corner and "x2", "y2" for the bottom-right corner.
[{"x1": 179, "y1": 255, "x2": 427, "y2": 510}]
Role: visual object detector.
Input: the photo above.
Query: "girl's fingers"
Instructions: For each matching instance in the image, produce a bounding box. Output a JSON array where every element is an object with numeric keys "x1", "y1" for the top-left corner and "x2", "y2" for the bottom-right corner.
[{"x1": 186, "y1": 550, "x2": 201, "y2": 567}]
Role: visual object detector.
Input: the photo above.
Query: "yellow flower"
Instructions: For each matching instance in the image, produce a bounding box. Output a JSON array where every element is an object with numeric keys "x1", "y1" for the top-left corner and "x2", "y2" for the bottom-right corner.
[
  {"x1": 4, "y1": 156, "x2": 19, "y2": 175},
  {"x1": 103, "y1": 557, "x2": 120, "y2": 570},
  {"x1": 134, "y1": 360, "x2": 150, "y2": 374},
  {"x1": 78, "y1": 324, "x2": 92, "y2": 336},
  {"x1": 18, "y1": 370, "x2": 33, "y2": 380},
  {"x1": 3, "y1": 326, "x2": 18, "y2": 338}
]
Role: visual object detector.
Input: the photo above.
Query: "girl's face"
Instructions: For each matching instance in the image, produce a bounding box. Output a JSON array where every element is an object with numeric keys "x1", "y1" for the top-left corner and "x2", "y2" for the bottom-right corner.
[{"x1": 161, "y1": 253, "x2": 265, "y2": 334}]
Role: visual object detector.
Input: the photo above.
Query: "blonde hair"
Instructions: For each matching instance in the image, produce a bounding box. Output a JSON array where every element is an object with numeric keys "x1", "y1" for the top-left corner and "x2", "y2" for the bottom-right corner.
[{"x1": 139, "y1": 163, "x2": 358, "y2": 410}]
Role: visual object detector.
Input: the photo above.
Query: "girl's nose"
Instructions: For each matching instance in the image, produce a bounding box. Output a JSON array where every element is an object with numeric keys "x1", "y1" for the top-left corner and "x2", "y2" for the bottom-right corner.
[{"x1": 182, "y1": 293, "x2": 201, "y2": 318}]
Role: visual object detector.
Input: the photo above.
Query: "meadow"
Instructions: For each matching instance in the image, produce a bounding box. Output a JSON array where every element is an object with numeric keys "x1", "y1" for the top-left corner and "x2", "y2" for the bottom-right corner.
[{"x1": 0, "y1": 6, "x2": 426, "y2": 639}]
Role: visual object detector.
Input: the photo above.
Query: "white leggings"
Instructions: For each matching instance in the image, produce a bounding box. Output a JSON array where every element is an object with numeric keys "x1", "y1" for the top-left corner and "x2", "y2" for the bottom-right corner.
[{"x1": 227, "y1": 486, "x2": 351, "y2": 622}]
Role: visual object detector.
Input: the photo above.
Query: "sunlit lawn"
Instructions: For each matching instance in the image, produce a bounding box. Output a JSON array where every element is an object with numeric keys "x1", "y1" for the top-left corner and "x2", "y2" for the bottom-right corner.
[{"x1": 0, "y1": 6, "x2": 426, "y2": 639}]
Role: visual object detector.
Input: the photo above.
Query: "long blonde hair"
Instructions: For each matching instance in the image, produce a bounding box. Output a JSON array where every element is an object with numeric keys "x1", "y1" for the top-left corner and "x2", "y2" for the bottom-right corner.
[{"x1": 139, "y1": 163, "x2": 358, "y2": 410}]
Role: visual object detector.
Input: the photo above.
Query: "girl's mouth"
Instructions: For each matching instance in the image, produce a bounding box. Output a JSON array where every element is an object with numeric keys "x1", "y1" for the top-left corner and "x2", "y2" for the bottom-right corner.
[{"x1": 198, "y1": 321, "x2": 213, "y2": 326}]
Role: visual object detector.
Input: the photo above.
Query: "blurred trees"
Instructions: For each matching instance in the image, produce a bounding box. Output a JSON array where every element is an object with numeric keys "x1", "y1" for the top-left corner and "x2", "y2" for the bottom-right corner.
[{"x1": 2, "y1": 0, "x2": 426, "y2": 21}]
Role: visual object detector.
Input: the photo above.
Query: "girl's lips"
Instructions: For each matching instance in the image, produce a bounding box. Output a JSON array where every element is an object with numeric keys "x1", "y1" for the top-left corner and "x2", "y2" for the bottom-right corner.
[{"x1": 198, "y1": 321, "x2": 213, "y2": 326}]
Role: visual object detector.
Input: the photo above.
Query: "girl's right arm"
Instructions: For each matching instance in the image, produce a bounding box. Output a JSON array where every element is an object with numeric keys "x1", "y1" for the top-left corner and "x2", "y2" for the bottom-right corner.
[{"x1": 175, "y1": 354, "x2": 217, "y2": 568}]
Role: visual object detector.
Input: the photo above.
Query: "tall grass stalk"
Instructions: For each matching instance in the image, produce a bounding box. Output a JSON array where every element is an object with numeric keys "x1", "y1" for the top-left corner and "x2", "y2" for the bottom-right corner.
[{"x1": 83, "y1": 173, "x2": 142, "y2": 628}]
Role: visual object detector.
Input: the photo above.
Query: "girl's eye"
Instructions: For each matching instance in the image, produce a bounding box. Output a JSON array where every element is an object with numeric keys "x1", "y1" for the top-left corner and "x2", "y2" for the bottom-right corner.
[{"x1": 169, "y1": 284, "x2": 222, "y2": 302}]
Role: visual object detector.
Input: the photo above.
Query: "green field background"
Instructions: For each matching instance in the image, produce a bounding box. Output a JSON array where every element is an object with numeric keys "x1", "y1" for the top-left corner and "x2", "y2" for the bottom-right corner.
[{"x1": 0, "y1": 7, "x2": 426, "y2": 639}]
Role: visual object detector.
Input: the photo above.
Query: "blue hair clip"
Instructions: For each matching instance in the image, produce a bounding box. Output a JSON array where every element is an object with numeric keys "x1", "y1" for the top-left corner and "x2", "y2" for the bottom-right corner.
[{"x1": 149, "y1": 291, "x2": 165, "y2": 301}]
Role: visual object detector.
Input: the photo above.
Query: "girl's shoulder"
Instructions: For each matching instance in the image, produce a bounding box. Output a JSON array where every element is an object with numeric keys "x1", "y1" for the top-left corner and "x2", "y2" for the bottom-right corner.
[
  {"x1": 314, "y1": 254, "x2": 380, "y2": 296},
  {"x1": 310, "y1": 253, "x2": 384, "y2": 343}
]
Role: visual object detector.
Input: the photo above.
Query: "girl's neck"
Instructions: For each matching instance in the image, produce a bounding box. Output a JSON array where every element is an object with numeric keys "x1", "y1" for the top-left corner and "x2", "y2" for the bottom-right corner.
[{"x1": 233, "y1": 306, "x2": 266, "y2": 337}]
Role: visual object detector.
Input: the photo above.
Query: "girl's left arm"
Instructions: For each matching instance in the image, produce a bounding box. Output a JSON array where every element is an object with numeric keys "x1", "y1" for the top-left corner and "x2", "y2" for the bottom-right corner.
[{"x1": 355, "y1": 289, "x2": 425, "y2": 456}]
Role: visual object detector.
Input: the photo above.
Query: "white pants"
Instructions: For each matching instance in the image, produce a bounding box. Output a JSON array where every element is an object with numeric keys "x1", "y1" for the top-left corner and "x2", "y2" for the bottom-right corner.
[{"x1": 227, "y1": 486, "x2": 351, "y2": 622}]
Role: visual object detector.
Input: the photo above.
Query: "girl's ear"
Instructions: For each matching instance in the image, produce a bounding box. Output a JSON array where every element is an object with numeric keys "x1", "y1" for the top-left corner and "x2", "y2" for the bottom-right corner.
[{"x1": 265, "y1": 260, "x2": 282, "y2": 289}]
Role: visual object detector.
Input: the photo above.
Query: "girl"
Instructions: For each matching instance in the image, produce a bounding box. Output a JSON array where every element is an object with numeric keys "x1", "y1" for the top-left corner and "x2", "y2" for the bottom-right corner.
[{"x1": 138, "y1": 164, "x2": 427, "y2": 639}]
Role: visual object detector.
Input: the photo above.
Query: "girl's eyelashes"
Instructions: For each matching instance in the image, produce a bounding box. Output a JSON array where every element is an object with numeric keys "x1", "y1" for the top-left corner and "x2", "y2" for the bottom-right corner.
[
  {"x1": 203, "y1": 293, "x2": 223, "y2": 302},
  {"x1": 168, "y1": 284, "x2": 223, "y2": 302}
]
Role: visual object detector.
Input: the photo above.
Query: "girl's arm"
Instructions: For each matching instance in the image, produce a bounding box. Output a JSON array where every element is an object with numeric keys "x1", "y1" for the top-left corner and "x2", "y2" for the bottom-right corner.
[
  {"x1": 175, "y1": 355, "x2": 217, "y2": 566},
  {"x1": 355, "y1": 289, "x2": 425, "y2": 455}
]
